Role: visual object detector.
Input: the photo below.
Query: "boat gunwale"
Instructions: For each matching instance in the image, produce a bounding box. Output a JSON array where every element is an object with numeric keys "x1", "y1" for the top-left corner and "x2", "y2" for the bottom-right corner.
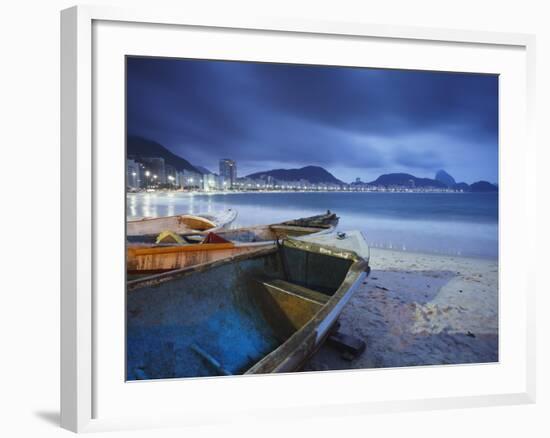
[{"x1": 128, "y1": 242, "x2": 237, "y2": 256}]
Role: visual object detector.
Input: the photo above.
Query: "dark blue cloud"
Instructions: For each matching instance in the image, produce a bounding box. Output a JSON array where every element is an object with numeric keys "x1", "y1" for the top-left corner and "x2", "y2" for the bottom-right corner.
[
  {"x1": 126, "y1": 57, "x2": 498, "y2": 183},
  {"x1": 394, "y1": 148, "x2": 444, "y2": 170}
]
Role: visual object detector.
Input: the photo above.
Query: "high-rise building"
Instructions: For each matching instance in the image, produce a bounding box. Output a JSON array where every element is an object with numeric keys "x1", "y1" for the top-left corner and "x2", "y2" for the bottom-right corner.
[
  {"x1": 180, "y1": 169, "x2": 202, "y2": 189},
  {"x1": 138, "y1": 157, "x2": 166, "y2": 184},
  {"x1": 126, "y1": 159, "x2": 141, "y2": 189},
  {"x1": 202, "y1": 173, "x2": 218, "y2": 191},
  {"x1": 176, "y1": 171, "x2": 186, "y2": 189},
  {"x1": 219, "y1": 159, "x2": 237, "y2": 188},
  {"x1": 165, "y1": 164, "x2": 177, "y2": 187}
]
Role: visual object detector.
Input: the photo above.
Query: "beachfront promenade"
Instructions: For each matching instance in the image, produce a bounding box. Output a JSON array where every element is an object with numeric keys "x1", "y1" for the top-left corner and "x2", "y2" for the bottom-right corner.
[{"x1": 128, "y1": 186, "x2": 468, "y2": 195}]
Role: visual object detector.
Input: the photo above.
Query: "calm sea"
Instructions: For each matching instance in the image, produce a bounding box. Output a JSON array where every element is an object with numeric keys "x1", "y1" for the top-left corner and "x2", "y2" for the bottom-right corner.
[{"x1": 127, "y1": 191, "x2": 498, "y2": 259}]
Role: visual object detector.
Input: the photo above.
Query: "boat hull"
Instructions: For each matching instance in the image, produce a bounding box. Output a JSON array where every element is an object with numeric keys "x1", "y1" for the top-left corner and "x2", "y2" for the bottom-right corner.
[{"x1": 126, "y1": 238, "x2": 369, "y2": 379}]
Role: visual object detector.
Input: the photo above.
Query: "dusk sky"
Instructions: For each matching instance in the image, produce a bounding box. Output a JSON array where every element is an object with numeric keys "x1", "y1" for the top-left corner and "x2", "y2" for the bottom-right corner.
[{"x1": 127, "y1": 57, "x2": 498, "y2": 184}]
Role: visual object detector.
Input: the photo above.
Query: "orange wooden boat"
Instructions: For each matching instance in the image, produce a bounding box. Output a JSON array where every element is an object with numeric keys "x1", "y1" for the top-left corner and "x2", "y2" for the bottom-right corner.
[{"x1": 127, "y1": 212, "x2": 339, "y2": 275}]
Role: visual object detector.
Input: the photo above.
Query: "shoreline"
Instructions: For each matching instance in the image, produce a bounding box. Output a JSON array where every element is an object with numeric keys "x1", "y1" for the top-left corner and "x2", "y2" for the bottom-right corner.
[
  {"x1": 304, "y1": 247, "x2": 499, "y2": 370},
  {"x1": 367, "y1": 246, "x2": 499, "y2": 263},
  {"x1": 127, "y1": 189, "x2": 481, "y2": 196},
  {"x1": 127, "y1": 192, "x2": 498, "y2": 260}
]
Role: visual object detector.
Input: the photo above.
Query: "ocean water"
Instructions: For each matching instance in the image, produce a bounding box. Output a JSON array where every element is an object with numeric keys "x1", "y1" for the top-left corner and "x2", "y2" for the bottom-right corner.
[{"x1": 127, "y1": 191, "x2": 498, "y2": 259}]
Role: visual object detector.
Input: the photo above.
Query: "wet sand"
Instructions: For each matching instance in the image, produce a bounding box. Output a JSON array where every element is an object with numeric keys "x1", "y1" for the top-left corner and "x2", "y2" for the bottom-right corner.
[{"x1": 304, "y1": 248, "x2": 498, "y2": 371}]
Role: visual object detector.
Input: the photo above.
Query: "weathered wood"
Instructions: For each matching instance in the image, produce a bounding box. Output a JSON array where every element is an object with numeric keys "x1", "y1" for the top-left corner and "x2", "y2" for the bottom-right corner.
[
  {"x1": 127, "y1": 244, "x2": 271, "y2": 275},
  {"x1": 129, "y1": 242, "x2": 236, "y2": 256},
  {"x1": 256, "y1": 279, "x2": 324, "y2": 331}
]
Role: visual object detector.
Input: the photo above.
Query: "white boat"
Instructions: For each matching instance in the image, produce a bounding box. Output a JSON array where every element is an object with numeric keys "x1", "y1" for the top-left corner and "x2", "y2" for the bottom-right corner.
[{"x1": 127, "y1": 209, "x2": 237, "y2": 236}]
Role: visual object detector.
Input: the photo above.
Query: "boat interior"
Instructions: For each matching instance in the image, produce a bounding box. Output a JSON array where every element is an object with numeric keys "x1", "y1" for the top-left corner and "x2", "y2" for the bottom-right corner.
[{"x1": 126, "y1": 241, "x2": 356, "y2": 380}]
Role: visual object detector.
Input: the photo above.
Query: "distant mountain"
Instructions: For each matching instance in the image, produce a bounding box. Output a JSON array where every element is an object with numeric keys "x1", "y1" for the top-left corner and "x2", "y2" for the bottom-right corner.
[
  {"x1": 194, "y1": 165, "x2": 214, "y2": 175},
  {"x1": 470, "y1": 181, "x2": 498, "y2": 192},
  {"x1": 435, "y1": 170, "x2": 456, "y2": 188},
  {"x1": 246, "y1": 166, "x2": 345, "y2": 185},
  {"x1": 368, "y1": 173, "x2": 447, "y2": 188},
  {"x1": 453, "y1": 182, "x2": 471, "y2": 192},
  {"x1": 127, "y1": 136, "x2": 199, "y2": 173}
]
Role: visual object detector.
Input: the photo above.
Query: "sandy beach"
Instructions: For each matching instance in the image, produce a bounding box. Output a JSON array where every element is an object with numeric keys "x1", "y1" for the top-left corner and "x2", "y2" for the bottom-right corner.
[{"x1": 304, "y1": 247, "x2": 498, "y2": 371}]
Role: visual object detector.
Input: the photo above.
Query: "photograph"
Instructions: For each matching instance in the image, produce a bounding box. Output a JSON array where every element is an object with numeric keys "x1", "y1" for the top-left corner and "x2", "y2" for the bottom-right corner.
[{"x1": 125, "y1": 56, "x2": 499, "y2": 380}]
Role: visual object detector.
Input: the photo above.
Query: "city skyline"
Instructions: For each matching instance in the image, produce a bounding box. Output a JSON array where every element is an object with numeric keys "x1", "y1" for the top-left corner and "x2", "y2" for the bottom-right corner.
[
  {"x1": 127, "y1": 147, "x2": 497, "y2": 194},
  {"x1": 127, "y1": 135, "x2": 496, "y2": 188},
  {"x1": 127, "y1": 57, "x2": 498, "y2": 184}
]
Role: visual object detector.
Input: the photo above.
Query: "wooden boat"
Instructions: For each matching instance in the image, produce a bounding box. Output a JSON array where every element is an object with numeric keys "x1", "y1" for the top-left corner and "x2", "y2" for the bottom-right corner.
[
  {"x1": 126, "y1": 237, "x2": 370, "y2": 380},
  {"x1": 127, "y1": 209, "x2": 237, "y2": 236},
  {"x1": 126, "y1": 211, "x2": 339, "y2": 275},
  {"x1": 280, "y1": 210, "x2": 339, "y2": 228},
  {"x1": 297, "y1": 230, "x2": 370, "y2": 262}
]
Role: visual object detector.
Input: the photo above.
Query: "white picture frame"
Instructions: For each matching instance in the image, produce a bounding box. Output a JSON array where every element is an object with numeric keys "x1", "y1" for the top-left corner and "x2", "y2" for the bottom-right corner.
[{"x1": 60, "y1": 4, "x2": 536, "y2": 433}]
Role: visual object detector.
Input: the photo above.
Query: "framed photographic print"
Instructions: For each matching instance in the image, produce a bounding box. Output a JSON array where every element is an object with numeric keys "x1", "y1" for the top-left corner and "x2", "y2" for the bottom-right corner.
[{"x1": 61, "y1": 5, "x2": 536, "y2": 433}]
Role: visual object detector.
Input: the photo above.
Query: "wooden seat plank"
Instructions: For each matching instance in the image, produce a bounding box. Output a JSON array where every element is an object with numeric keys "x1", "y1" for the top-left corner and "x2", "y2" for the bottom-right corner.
[{"x1": 259, "y1": 279, "x2": 330, "y2": 304}]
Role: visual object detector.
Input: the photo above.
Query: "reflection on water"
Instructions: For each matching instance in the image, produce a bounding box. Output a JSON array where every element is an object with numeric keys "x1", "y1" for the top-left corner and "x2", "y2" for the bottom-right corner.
[{"x1": 127, "y1": 191, "x2": 498, "y2": 259}]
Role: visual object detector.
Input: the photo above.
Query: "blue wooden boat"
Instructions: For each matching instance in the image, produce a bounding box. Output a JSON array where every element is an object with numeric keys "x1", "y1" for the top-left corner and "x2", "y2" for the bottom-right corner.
[{"x1": 126, "y1": 237, "x2": 369, "y2": 380}]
